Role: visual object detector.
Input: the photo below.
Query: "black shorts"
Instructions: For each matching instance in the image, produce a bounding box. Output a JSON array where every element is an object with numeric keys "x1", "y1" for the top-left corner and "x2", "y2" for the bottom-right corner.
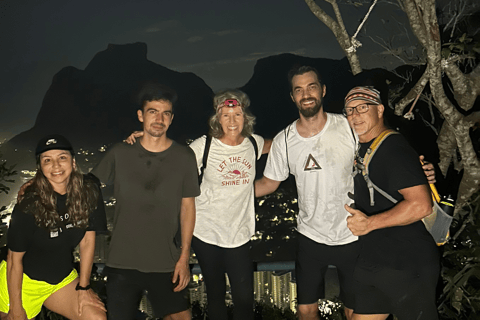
[
  {"x1": 353, "y1": 258, "x2": 439, "y2": 319},
  {"x1": 295, "y1": 232, "x2": 360, "y2": 308},
  {"x1": 105, "y1": 267, "x2": 190, "y2": 319}
]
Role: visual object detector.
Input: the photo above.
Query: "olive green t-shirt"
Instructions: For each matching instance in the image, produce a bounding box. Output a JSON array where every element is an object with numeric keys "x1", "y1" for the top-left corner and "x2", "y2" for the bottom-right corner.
[{"x1": 92, "y1": 140, "x2": 200, "y2": 272}]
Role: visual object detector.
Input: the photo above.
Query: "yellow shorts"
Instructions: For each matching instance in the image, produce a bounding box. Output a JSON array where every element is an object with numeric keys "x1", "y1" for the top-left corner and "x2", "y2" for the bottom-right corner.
[{"x1": 0, "y1": 260, "x2": 78, "y2": 319}]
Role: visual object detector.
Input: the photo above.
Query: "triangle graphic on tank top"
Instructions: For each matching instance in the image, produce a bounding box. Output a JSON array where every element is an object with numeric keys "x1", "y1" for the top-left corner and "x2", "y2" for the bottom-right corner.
[{"x1": 304, "y1": 154, "x2": 322, "y2": 171}]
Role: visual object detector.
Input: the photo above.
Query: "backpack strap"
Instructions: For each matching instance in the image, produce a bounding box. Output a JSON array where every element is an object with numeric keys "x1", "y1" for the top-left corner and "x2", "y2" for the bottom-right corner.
[
  {"x1": 359, "y1": 129, "x2": 399, "y2": 206},
  {"x1": 198, "y1": 135, "x2": 212, "y2": 185},
  {"x1": 284, "y1": 124, "x2": 293, "y2": 173},
  {"x1": 247, "y1": 135, "x2": 259, "y2": 160}
]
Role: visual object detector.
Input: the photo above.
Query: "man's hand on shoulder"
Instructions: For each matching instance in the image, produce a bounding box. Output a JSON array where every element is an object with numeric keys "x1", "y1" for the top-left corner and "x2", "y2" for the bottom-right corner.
[
  {"x1": 172, "y1": 256, "x2": 190, "y2": 292},
  {"x1": 124, "y1": 131, "x2": 143, "y2": 145}
]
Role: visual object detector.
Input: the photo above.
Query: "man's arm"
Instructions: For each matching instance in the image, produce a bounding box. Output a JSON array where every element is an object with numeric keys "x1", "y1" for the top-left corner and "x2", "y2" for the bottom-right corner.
[
  {"x1": 172, "y1": 196, "x2": 195, "y2": 292},
  {"x1": 346, "y1": 184, "x2": 432, "y2": 236},
  {"x1": 262, "y1": 139, "x2": 273, "y2": 154},
  {"x1": 255, "y1": 176, "x2": 281, "y2": 197}
]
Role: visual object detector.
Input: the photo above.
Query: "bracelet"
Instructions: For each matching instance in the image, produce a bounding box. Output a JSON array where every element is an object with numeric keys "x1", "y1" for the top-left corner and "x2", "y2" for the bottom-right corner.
[{"x1": 75, "y1": 283, "x2": 91, "y2": 291}]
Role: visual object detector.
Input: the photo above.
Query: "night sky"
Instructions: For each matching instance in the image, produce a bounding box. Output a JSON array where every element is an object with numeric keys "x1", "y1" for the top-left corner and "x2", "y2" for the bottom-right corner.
[{"x1": 1, "y1": 0, "x2": 420, "y2": 141}]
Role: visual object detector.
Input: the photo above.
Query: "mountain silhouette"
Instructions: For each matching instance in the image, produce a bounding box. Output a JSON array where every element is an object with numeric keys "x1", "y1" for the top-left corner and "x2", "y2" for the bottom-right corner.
[
  {"x1": 2, "y1": 42, "x2": 213, "y2": 169},
  {"x1": 1, "y1": 43, "x2": 439, "y2": 180}
]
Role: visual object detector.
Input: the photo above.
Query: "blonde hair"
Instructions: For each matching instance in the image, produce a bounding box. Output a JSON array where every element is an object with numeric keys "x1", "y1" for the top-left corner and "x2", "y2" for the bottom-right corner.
[{"x1": 208, "y1": 89, "x2": 256, "y2": 138}]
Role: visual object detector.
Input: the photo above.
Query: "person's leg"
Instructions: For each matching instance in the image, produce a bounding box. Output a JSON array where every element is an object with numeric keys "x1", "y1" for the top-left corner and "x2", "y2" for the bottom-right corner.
[
  {"x1": 145, "y1": 272, "x2": 190, "y2": 319},
  {"x1": 224, "y1": 242, "x2": 254, "y2": 320},
  {"x1": 334, "y1": 241, "x2": 360, "y2": 320},
  {"x1": 163, "y1": 309, "x2": 191, "y2": 320},
  {"x1": 43, "y1": 278, "x2": 106, "y2": 320},
  {"x1": 295, "y1": 233, "x2": 330, "y2": 320},
  {"x1": 104, "y1": 267, "x2": 144, "y2": 320},
  {"x1": 386, "y1": 264, "x2": 440, "y2": 320},
  {"x1": 351, "y1": 314, "x2": 389, "y2": 320},
  {"x1": 298, "y1": 303, "x2": 321, "y2": 320},
  {"x1": 192, "y1": 237, "x2": 227, "y2": 320}
]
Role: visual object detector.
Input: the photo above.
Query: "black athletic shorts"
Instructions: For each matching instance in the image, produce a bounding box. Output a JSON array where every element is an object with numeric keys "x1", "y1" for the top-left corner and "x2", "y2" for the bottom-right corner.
[
  {"x1": 295, "y1": 232, "x2": 360, "y2": 308},
  {"x1": 353, "y1": 257, "x2": 439, "y2": 319},
  {"x1": 104, "y1": 266, "x2": 190, "y2": 319}
]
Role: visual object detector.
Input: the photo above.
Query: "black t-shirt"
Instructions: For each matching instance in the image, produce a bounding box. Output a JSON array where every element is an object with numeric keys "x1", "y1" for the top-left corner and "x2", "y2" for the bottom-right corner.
[
  {"x1": 354, "y1": 134, "x2": 439, "y2": 270},
  {"x1": 7, "y1": 175, "x2": 107, "y2": 284}
]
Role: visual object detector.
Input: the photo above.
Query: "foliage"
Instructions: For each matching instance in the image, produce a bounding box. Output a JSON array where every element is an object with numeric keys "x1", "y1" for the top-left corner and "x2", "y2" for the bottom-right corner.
[
  {"x1": 441, "y1": 33, "x2": 480, "y2": 60},
  {"x1": 0, "y1": 152, "x2": 17, "y2": 196},
  {"x1": 0, "y1": 152, "x2": 16, "y2": 259},
  {"x1": 438, "y1": 191, "x2": 480, "y2": 319},
  {"x1": 252, "y1": 184, "x2": 298, "y2": 261}
]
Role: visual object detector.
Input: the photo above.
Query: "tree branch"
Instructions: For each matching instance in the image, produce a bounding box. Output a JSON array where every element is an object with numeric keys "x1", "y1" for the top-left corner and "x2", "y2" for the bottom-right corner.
[
  {"x1": 443, "y1": 61, "x2": 480, "y2": 111},
  {"x1": 394, "y1": 65, "x2": 429, "y2": 116},
  {"x1": 304, "y1": 0, "x2": 363, "y2": 74}
]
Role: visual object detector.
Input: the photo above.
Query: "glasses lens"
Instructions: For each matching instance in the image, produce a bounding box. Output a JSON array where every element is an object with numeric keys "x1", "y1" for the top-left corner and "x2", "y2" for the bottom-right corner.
[{"x1": 358, "y1": 104, "x2": 369, "y2": 113}]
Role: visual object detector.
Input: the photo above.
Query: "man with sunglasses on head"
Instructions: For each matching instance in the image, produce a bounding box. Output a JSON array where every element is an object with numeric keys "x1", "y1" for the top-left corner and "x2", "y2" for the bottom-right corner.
[
  {"x1": 254, "y1": 66, "x2": 435, "y2": 320},
  {"x1": 344, "y1": 87, "x2": 439, "y2": 320}
]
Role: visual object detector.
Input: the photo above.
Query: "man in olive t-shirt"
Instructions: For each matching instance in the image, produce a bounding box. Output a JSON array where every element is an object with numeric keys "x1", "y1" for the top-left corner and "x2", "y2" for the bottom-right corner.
[{"x1": 92, "y1": 84, "x2": 200, "y2": 320}]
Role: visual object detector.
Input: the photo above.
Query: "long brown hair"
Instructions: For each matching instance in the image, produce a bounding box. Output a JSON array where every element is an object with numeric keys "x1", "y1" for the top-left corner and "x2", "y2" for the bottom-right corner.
[{"x1": 22, "y1": 160, "x2": 99, "y2": 230}]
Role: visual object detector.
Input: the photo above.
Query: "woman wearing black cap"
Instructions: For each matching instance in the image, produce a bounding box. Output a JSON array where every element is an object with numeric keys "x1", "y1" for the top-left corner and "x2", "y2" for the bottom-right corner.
[{"x1": 0, "y1": 134, "x2": 107, "y2": 320}]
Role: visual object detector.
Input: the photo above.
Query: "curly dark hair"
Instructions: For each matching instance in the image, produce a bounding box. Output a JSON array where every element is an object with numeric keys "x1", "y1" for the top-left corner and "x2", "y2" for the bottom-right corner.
[{"x1": 22, "y1": 162, "x2": 99, "y2": 230}]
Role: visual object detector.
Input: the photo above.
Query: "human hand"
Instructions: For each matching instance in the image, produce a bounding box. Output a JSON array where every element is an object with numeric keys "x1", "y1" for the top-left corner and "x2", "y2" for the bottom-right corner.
[
  {"x1": 6, "y1": 305, "x2": 28, "y2": 320},
  {"x1": 420, "y1": 155, "x2": 436, "y2": 184},
  {"x1": 345, "y1": 204, "x2": 371, "y2": 236},
  {"x1": 77, "y1": 289, "x2": 106, "y2": 316},
  {"x1": 124, "y1": 131, "x2": 143, "y2": 145},
  {"x1": 172, "y1": 258, "x2": 190, "y2": 292}
]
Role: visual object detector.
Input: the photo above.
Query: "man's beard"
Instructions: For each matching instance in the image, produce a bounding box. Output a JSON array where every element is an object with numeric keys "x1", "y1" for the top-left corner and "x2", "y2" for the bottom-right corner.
[
  {"x1": 298, "y1": 98, "x2": 322, "y2": 118},
  {"x1": 145, "y1": 123, "x2": 166, "y2": 137}
]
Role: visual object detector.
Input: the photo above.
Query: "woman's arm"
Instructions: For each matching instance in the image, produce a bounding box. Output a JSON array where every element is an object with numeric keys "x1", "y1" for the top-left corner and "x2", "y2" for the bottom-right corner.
[
  {"x1": 77, "y1": 231, "x2": 105, "y2": 316},
  {"x1": 6, "y1": 249, "x2": 28, "y2": 320},
  {"x1": 78, "y1": 231, "x2": 95, "y2": 288}
]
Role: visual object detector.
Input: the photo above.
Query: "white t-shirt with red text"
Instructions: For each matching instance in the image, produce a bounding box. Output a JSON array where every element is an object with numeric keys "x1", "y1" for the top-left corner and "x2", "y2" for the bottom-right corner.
[{"x1": 189, "y1": 134, "x2": 264, "y2": 248}]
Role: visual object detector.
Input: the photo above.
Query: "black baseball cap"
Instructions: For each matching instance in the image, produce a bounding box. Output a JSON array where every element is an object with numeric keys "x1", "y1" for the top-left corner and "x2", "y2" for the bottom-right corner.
[{"x1": 35, "y1": 134, "x2": 74, "y2": 156}]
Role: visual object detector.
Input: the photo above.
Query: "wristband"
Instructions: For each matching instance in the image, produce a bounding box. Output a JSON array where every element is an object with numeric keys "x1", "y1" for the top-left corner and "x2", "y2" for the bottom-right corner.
[{"x1": 75, "y1": 283, "x2": 91, "y2": 291}]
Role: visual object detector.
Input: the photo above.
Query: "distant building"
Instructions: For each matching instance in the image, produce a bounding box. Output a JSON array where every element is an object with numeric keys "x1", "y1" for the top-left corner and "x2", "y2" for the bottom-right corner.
[
  {"x1": 189, "y1": 277, "x2": 206, "y2": 306},
  {"x1": 289, "y1": 280, "x2": 297, "y2": 313},
  {"x1": 139, "y1": 292, "x2": 154, "y2": 319},
  {"x1": 254, "y1": 270, "x2": 272, "y2": 304},
  {"x1": 271, "y1": 271, "x2": 292, "y2": 310}
]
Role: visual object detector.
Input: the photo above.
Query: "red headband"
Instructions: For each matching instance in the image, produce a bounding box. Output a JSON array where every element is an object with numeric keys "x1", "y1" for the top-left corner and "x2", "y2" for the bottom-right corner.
[{"x1": 217, "y1": 99, "x2": 241, "y2": 110}]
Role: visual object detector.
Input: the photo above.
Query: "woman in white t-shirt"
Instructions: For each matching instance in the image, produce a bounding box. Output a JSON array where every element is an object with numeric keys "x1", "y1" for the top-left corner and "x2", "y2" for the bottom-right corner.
[{"x1": 188, "y1": 89, "x2": 270, "y2": 320}]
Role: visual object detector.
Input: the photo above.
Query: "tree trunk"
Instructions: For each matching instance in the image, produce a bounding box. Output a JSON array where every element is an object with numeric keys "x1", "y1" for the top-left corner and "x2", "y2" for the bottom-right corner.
[{"x1": 402, "y1": 0, "x2": 480, "y2": 209}]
